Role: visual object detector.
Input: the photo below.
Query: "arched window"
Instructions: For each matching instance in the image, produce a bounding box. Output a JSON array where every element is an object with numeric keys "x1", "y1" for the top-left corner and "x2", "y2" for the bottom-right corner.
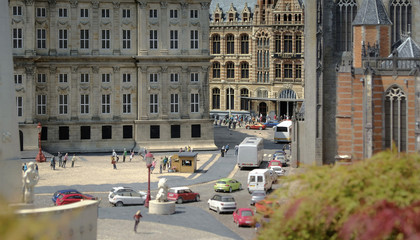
[
  {"x1": 226, "y1": 62, "x2": 235, "y2": 79},
  {"x1": 336, "y1": 0, "x2": 357, "y2": 51},
  {"x1": 257, "y1": 89, "x2": 268, "y2": 98},
  {"x1": 241, "y1": 62, "x2": 249, "y2": 79},
  {"x1": 390, "y1": 0, "x2": 412, "y2": 45},
  {"x1": 226, "y1": 88, "x2": 234, "y2": 110},
  {"x1": 212, "y1": 34, "x2": 220, "y2": 54},
  {"x1": 384, "y1": 86, "x2": 407, "y2": 152},
  {"x1": 240, "y1": 88, "x2": 249, "y2": 110},
  {"x1": 212, "y1": 62, "x2": 220, "y2": 79},
  {"x1": 212, "y1": 88, "x2": 220, "y2": 109},
  {"x1": 241, "y1": 34, "x2": 249, "y2": 54},
  {"x1": 279, "y1": 89, "x2": 296, "y2": 99},
  {"x1": 226, "y1": 34, "x2": 235, "y2": 54}
]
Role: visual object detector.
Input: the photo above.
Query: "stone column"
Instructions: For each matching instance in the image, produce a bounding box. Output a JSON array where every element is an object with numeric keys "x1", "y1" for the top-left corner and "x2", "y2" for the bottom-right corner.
[
  {"x1": 25, "y1": 66, "x2": 35, "y2": 123},
  {"x1": 201, "y1": 66, "x2": 210, "y2": 117},
  {"x1": 70, "y1": 0, "x2": 78, "y2": 55},
  {"x1": 160, "y1": 2, "x2": 168, "y2": 55},
  {"x1": 160, "y1": 66, "x2": 168, "y2": 119},
  {"x1": 137, "y1": 1, "x2": 147, "y2": 55},
  {"x1": 91, "y1": 1, "x2": 99, "y2": 55},
  {"x1": 113, "y1": 66, "x2": 121, "y2": 119},
  {"x1": 48, "y1": 66, "x2": 57, "y2": 120},
  {"x1": 138, "y1": 65, "x2": 148, "y2": 120},
  {"x1": 70, "y1": 66, "x2": 78, "y2": 120},
  {"x1": 181, "y1": 66, "x2": 189, "y2": 119},
  {"x1": 48, "y1": 0, "x2": 57, "y2": 55},
  {"x1": 113, "y1": 2, "x2": 121, "y2": 55},
  {"x1": 24, "y1": 0, "x2": 35, "y2": 56}
]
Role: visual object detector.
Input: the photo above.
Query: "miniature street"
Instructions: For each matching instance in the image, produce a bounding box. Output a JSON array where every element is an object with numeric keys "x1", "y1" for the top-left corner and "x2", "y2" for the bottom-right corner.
[{"x1": 31, "y1": 125, "x2": 291, "y2": 240}]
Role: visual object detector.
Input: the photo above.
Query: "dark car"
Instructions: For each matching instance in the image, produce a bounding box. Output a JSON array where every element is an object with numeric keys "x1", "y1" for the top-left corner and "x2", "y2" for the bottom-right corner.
[
  {"x1": 52, "y1": 189, "x2": 81, "y2": 204},
  {"x1": 263, "y1": 121, "x2": 280, "y2": 128},
  {"x1": 56, "y1": 193, "x2": 97, "y2": 206}
]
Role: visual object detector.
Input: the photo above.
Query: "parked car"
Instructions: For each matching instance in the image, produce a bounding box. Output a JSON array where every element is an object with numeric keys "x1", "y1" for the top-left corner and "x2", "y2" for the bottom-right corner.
[
  {"x1": 272, "y1": 150, "x2": 286, "y2": 159},
  {"x1": 56, "y1": 193, "x2": 97, "y2": 206},
  {"x1": 263, "y1": 120, "x2": 280, "y2": 128},
  {"x1": 214, "y1": 178, "x2": 242, "y2": 193},
  {"x1": 245, "y1": 123, "x2": 266, "y2": 130},
  {"x1": 269, "y1": 166, "x2": 286, "y2": 176},
  {"x1": 250, "y1": 190, "x2": 266, "y2": 206},
  {"x1": 52, "y1": 189, "x2": 82, "y2": 204},
  {"x1": 255, "y1": 199, "x2": 279, "y2": 217},
  {"x1": 272, "y1": 154, "x2": 288, "y2": 167},
  {"x1": 267, "y1": 169, "x2": 278, "y2": 183},
  {"x1": 233, "y1": 208, "x2": 255, "y2": 227},
  {"x1": 108, "y1": 186, "x2": 147, "y2": 207},
  {"x1": 208, "y1": 194, "x2": 237, "y2": 214},
  {"x1": 167, "y1": 187, "x2": 200, "y2": 204}
]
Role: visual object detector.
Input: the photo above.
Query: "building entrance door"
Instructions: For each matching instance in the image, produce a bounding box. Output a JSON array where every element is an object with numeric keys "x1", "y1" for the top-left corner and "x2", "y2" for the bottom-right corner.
[{"x1": 259, "y1": 102, "x2": 267, "y2": 122}]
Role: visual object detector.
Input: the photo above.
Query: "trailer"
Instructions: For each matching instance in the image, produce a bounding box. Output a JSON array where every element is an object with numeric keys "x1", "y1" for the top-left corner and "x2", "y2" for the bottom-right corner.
[{"x1": 236, "y1": 137, "x2": 263, "y2": 169}]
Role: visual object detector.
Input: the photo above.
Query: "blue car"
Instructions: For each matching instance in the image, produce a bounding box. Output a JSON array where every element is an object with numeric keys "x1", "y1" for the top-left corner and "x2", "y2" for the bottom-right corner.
[
  {"x1": 52, "y1": 189, "x2": 82, "y2": 204},
  {"x1": 263, "y1": 121, "x2": 280, "y2": 128}
]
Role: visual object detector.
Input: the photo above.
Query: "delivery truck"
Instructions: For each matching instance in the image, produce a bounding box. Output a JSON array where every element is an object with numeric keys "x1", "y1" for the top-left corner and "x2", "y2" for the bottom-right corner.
[{"x1": 237, "y1": 137, "x2": 263, "y2": 169}]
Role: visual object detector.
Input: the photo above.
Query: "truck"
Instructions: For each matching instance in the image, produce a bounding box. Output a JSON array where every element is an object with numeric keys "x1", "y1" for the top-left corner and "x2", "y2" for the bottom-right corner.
[{"x1": 236, "y1": 137, "x2": 264, "y2": 169}]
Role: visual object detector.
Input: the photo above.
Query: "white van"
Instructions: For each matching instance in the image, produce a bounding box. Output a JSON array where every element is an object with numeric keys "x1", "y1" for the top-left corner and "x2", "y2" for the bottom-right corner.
[
  {"x1": 247, "y1": 169, "x2": 272, "y2": 193},
  {"x1": 237, "y1": 137, "x2": 264, "y2": 168}
]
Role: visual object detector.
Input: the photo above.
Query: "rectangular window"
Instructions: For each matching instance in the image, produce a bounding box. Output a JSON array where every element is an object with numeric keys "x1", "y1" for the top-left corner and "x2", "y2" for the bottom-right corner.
[
  {"x1": 80, "y1": 29, "x2": 89, "y2": 49},
  {"x1": 80, "y1": 94, "x2": 89, "y2": 114},
  {"x1": 190, "y1": 72, "x2": 199, "y2": 82},
  {"x1": 284, "y1": 35, "x2": 292, "y2": 53},
  {"x1": 190, "y1": 93, "x2": 199, "y2": 113},
  {"x1": 284, "y1": 64, "x2": 293, "y2": 78},
  {"x1": 122, "y1": 73, "x2": 131, "y2": 83},
  {"x1": 123, "y1": 94, "x2": 131, "y2": 114},
  {"x1": 59, "y1": 126, "x2": 69, "y2": 140},
  {"x1": 122, "y1": 9, "x2": 130, "y2": 18},
  {"x1": 13, "y1": 6, "x2": 22, "y2": 16},
  {"x1": 150, "y1": 94, "x2": 158, "y2": 113},
  {"x1": 101, "y1": 30, "x2": 110, "y2": 49},
  {"x1": 16, "y1": 96, "x2": 23, "y2": 117},
  {"x1": 102, "y1": 125, "x2": 112, "y2": 139},
  {"x1": 80, "y1": 9, "x2": 89, "y2": 18},
  {"x1": 122, "y1": 30, "x2": 131, "y2": 49},
  {"x1": 41, "y1": 127, "x2": 48, "y2": 140},
  {"x1": 59, "y1": 95, "x2": 68, "y2": 115},
  {"x1": 102, "y1": 73, "x2": 111, "y2": 83},
  {"x1": 275, "y1": 64, "x2": 281, "y2": 78},
  {"x1": 170, "y1": 30, "x2": 178, "y2": 49},
  {"x1": 13, "y1": 28, "x2": 23, "y2": 48},
  {"x1": 169, "y1": 9, "x2": 178, "y2": 19},
  {"x1": 37, "y1": 29, "x2": 46, "y2": 48},
  {"x1": 101, "y1": 9, "x2": 110, "y2": 18},
  {"x1": 102, "y1": 94, "x2": 111, "y2": 114},
  {"x1": 80, "y1": 126, "x2": 91, "y2": 140},
  {"x1": 190, "y1": 10, "x2": 198, "y2": 19},
  {"x1": 149, "y1": 73, "x2": 158, "y2": 83},
  {"x1": 170, "y1": 73, "x2": 179, "y2": 82},
  {"x1": 150, "y1": 30, "x2": 158, "y2": 49},
  {"x1": 37, "y1": 73, "x2": 46, "y2": 83},
  {"x1": 191, "y1": 124, "x2": 201, "y2": 138},
  {"x1": 59, "y1": 29, "x2": 68, "y2": 49},
  {"x1": 171, "y1": 125, "x2": 181, "y2": 138},
  {"x1": 190, "y1": 30, "x2": 199, "y2": 49},
  {"x1": 295, "y1": 64, "x2": 302, "y2": 79},
  {"x1": 58, "y1": 8, "x2": 68, "y2": 18},
  {"x1": 14, "y1": 74, "x2": 23, "y2": 84},
  {"x1": 296, "y1": 35, "x2": 302, "y2": 53},
  {"x1": 59, "y1": 73, "x2": 68, "y2": 83},
  {"x1": 150, "y1": 125, "x2": 160, "y2": 139},
  {"x1": 123, "y1": 125, "x2": 133, "y2": 139},
  {"x1": 149, "y1": 9, "x2": 157, "y2": 18},
  {"x1": 170, "y1": 93, "x2": 179, "y2": 113},
  {"x1": 36, "y1": 7, "x2": 46, "y2": 17},
  {"x1": 80, "y1": 73, "x2": 89, "y2": 83}
]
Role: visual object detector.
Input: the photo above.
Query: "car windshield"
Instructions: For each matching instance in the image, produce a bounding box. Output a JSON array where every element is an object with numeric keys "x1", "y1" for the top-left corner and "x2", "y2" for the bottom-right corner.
[
  {"x1": 253, "y1": 192, "x2": 266, "y2": 197},
  {"x1": 272, "y1": 167, "x2": 282, "y2": 171},
  {"x1": 168, "y1": 189, "x2": 176, "y2": 193},
  {"x1": 217, "y1": 181, "x2": 226, "y2": 184},
  {"x1": 222, "y1": 197, "x2": 235, "y2": 202},
  {"x1": 242, "y1": 210, "x2": 253, "y2": 216},
  {"x1": 270, "y1": 161, "x2": 280, "y2": 166}
]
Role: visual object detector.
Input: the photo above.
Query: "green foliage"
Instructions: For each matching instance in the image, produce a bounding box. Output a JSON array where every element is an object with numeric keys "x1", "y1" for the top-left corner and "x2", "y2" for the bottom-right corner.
[{"x1": 257, "y1": 150, "x2": 420, "y2": 240}]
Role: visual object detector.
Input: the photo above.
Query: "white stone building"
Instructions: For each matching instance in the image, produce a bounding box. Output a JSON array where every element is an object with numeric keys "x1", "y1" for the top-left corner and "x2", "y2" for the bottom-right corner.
[{"x1": 10, "y1": 0, "x2": 215, "y2": 152}]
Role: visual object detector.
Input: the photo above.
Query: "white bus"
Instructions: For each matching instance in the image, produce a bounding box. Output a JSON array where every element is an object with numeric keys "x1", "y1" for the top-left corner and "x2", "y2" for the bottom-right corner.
[
  {"x1": 237, "y1": 137, "x2": 264, "y2": 168},
  {"x1": 273, "y1": 120, "x2": 292, "y2": 143}
]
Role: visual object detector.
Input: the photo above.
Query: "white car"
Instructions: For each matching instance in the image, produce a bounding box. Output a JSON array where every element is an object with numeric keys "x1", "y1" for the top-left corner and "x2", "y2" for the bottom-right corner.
[
  {"x1": 108, "y1": 186, "x2": 147, "y2": 207},
  {"x1": 208, "y1": 194, "x2": 236, "y2": 214},
  {"x1": 269, "y1": 166, "x2": 286, "y2": 176}
]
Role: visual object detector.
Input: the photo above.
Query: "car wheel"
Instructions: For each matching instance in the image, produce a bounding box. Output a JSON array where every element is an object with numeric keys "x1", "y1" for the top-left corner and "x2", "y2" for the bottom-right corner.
[
  {"x1": 195, "y1": 195, "x2": 200, "y2": 202},
  {"x1": 115, "y1": 201, "x2": 124, "y2": 207},
  {"x1": 208, "y1": 203, "x2": 211, "y2": 210},
  {"x1": 177, "y1": 198, "x2": 183, "y2": 204},
  {"x1": 259, "y1": 127, "x2": 262, "y2": 130},
  {"x1": 229, "y1": 187, "x2": 232, "y2": 193},
  {"x1": 217, "y1": 207, "x2": 221, "y2": 214},
  {"x1": 246, "y1": 126, "x2": 250, "y2": 129}
]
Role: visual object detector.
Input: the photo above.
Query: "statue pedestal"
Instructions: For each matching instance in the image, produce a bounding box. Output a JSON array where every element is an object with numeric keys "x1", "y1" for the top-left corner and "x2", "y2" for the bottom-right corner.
[{"x1": 148, "y1": 200, "x2": 175, "y2": 215}]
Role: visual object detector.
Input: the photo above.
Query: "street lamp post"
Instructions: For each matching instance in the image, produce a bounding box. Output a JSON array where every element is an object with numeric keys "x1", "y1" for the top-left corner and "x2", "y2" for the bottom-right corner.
[
  {"x1": 144, "y1": 151, "x2": 153, "y2": 208},
  {"x1": 221, "y1": 80, "x2": 232, "y2": 118},
  {"x1": 35, "y1": 122, "x2": 46, "y2": 163}
]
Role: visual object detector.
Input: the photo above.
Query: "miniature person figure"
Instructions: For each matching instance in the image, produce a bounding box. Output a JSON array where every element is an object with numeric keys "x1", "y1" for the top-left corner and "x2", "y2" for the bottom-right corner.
[
  {"x1": 63, "y1": 153, "x2": 68, "y2": 168},
  {"x1": 58, "y1": 152, "x2": 62, "y2": 167},
  {"x1": 225, "y1": 144, "x2": 230, "y2": 153},
  {"x1": 150, "y1": 159, "x2": 156, "y2": 174},
  {"x1": 71, "y1": 154, "x2": 77, "y2": 167},
  {"x1": 130, "y1": 151, "x2": 134, "y2": 162},
  {"x1": 111, "y1": 156, "x2": 117, "y2": 170},
  {"x1": 123, "y1": 148, "x2": 127, "y2": 162},
  {"x1": 221, "y1": 146, "x2": 225, "y2": 157},
  {"x1": 133, "y1": 210, "x2": 143, "y2": 233},
  {"x1": 23, "y1": 162, "x2": 40, "y2": 204},
  {"x1": 50, "y1": 156, "x2": 56, "y2": 170}
]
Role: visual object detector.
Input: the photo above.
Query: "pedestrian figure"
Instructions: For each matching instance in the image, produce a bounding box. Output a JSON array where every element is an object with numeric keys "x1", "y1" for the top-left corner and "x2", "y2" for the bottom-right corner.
[
  {"x1": 50, "y1": 157, "x2": 56, "y2": 170},
  {"x1": 221, "y1": 146, "x2": 225, "y2": 157},
  {"x1": 111, "y1": 156, "x2": 117, "y2": 169},
  {"x1": 150, "y1": 159, "x2": 156, "y2": 174},
  {"x1": 22, "y1": 163, "x2": 27, "y2": 172},
  {"x1": 179, "y1": 148, "x2": 183, "y2": 153},
  {"x1": 133, "y1": 210, "x2": 143, "y2": 233},
  {"x1": 235, "y1": 145, "x2": 239, "y2": 156},
  {"x1": 123, "y1": 148, "x2": 127, "y2": 162},
  {"x1": 71, "y1": 154, "x2": 77, "y2": 167},
  {"x1": 35, "y1": 163, "x2": 38, "y2": 173},
  {"x1": 58, "y1": 152, "x2": 62, "y2": 167},
  {"x1": 63, "y1": 153, "x2": 68, "y2": 168},
  {"x1": 159, "y1": 163, "x2": 163, "y2": 174},
  {"x1": 112, "y1": 149, "x2": 117, "y2": 162},
  {"x1": 130, "y1": 151, "x2": 134, "y2": 161},
  {"x1": 168, "y1": 156, "x2": 172, "y2": 170},
  {"x1": 163, "y1": 156, "x2": 168, "y2": 171},
  {"x1": 225, "y1": 144, "x2": 230, "y2": 153}
]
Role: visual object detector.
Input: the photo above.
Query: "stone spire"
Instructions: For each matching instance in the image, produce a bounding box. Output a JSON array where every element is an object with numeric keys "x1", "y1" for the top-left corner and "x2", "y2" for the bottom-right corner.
[{"x1": 352, "y1": 0, "x2": 392, "y2": 26}]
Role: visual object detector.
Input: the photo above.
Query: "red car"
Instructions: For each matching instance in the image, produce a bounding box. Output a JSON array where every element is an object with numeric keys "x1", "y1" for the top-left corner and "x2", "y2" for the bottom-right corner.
[
  {"x1": 167, "y1": 187, "x2": 200, "y2": 204},
  {"x1": 233, "y1": 208, "x2": 255, "y2": 227},
  {"x1": 56, "y1": 193, "x2": 97, "y2": 206},
  {"x1": 245, "y1": 123, "x2": 266, "y2": 130}
]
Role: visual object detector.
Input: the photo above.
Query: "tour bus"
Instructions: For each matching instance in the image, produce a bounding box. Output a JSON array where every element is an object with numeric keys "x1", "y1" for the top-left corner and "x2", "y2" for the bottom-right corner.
[
  {"x1": 273, "y1": 120, "x2": 292, "y2": 143},
  {"x1": 237, "y1": 137, "x2": 264, "y2": 169}
]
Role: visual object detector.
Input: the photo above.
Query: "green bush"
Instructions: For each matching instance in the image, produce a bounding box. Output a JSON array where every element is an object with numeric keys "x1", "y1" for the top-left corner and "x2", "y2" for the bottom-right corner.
[{"x1": 257, "y1": 150, "x2": 420, "y2": 240}]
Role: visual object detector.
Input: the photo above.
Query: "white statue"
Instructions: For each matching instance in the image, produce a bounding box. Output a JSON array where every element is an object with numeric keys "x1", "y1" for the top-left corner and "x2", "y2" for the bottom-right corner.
[
  {"x1": 23, "y1": 162, "x2": 39, "y2": 204},
  {"x1": 156, "y1": 178, "x2": 169, "y2": 202}
]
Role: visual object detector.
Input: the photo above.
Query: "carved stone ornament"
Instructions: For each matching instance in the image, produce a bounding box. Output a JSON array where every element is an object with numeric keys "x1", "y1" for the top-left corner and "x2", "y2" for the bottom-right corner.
[
  {"x1": 113, "y1": 1, "x2": 120, "y2": 9},
  {"x1": 2, "y1": 131, "x2": 12, "y2": 143},
  {"x1": 70, "y1": 0, "x2": 78, "y2": 8},
  {"x1": 181, "y1": 2, "x2": 188, "y2": 9},
  {"x1": 57, "y1": 86, "x2": 70, "y2": 93},
  {"x1": 12, "y1": 18, "x2": 23, "y2": 24},
  {"x1": 100, "y1": 19, "x2": 111, "y2": 26},
  {"x1": 122, "y1": 85, "x2": 133, "y2": 90},
  {"x1": 160, "y1": 2, "x2": 167, "y2": 9},
  {"x1": 79, "y1": 20, "x2": 90, "y2": 26},
  {"x1": 24, "y1": 0, "x2": 34, "y2": 6},
  {"x1": 92, "y1": 66, "x2": 99, "y2": 74},
  {"x1": 201, "y1": 2, "x2": 210, "y2": 10},
  {"x1": 72, "y1": 66, "x2": 78, "y2": 73},
  {"x1": 101, "y1": 86, "x2": 112, "y2": 91},
  {"x1": 136, "y1": 1, "x2": 146, "y2": 9},
  {"x1": 35, "y1": 85, "x2": 47, "y2": 92},
  {"x1": 15, "y1": 86, "x2": 25, "y2": 93},
  {"x1": 149, "y1": 84, "x2": 159, "y2": 90},
  {"x1": 113, "y1": 66, "x2": 120, "y2": 73},
  {"x1": 284, "y1": 83, "x2": 292, "y2": 89},
  {"x1": 91, "y1": 0, "x2": 99, "y2": 9},
  {"x1": 170, "y1": 84, "x2": 180, "y2": 90},
  {"x1": 50, "y1": 66, "x2": 57, "y2": 74},
  {"x1": 160, "y1": 66, "x2": 168, "y2": 73},
  {"x1": 79, "y1": 85, "x2": 90, "y2": 91},
  {"x1": 48, "y1": 0, "x2": 57, "y2": 7},
  {"x1": 25, "y1": 66, "x2": 35, "y2": 75}
]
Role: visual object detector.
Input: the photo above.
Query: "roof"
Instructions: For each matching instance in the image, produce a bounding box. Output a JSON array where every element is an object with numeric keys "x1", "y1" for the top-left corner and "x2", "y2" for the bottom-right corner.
[
  {"x1": 209, "y1": 0, "x2": 258, "y2": 22},
  {"x1": 352, "y1": 0, "x2": 392, "y2": 26},
  {"x1": 169, "y1": 187, "x2": 191, "y2": 190},
  {"x1": 178, "y1": 152, "x2": 198, "y2": 157},
  {"x1": 388, "y1": 36, "x2": 420, "y2": 58}
]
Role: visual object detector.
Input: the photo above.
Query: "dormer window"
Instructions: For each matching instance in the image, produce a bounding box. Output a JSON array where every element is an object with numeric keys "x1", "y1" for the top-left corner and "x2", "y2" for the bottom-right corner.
[
  {"x1": 229, "y1": 13, "x2": 234, "y2": 22},
  {"x1": 243, "y1": 13, "x2": 248, "y2": 22},
  {"x1": 215, "y1": 13, "x2": 220, "y2": 22}
]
